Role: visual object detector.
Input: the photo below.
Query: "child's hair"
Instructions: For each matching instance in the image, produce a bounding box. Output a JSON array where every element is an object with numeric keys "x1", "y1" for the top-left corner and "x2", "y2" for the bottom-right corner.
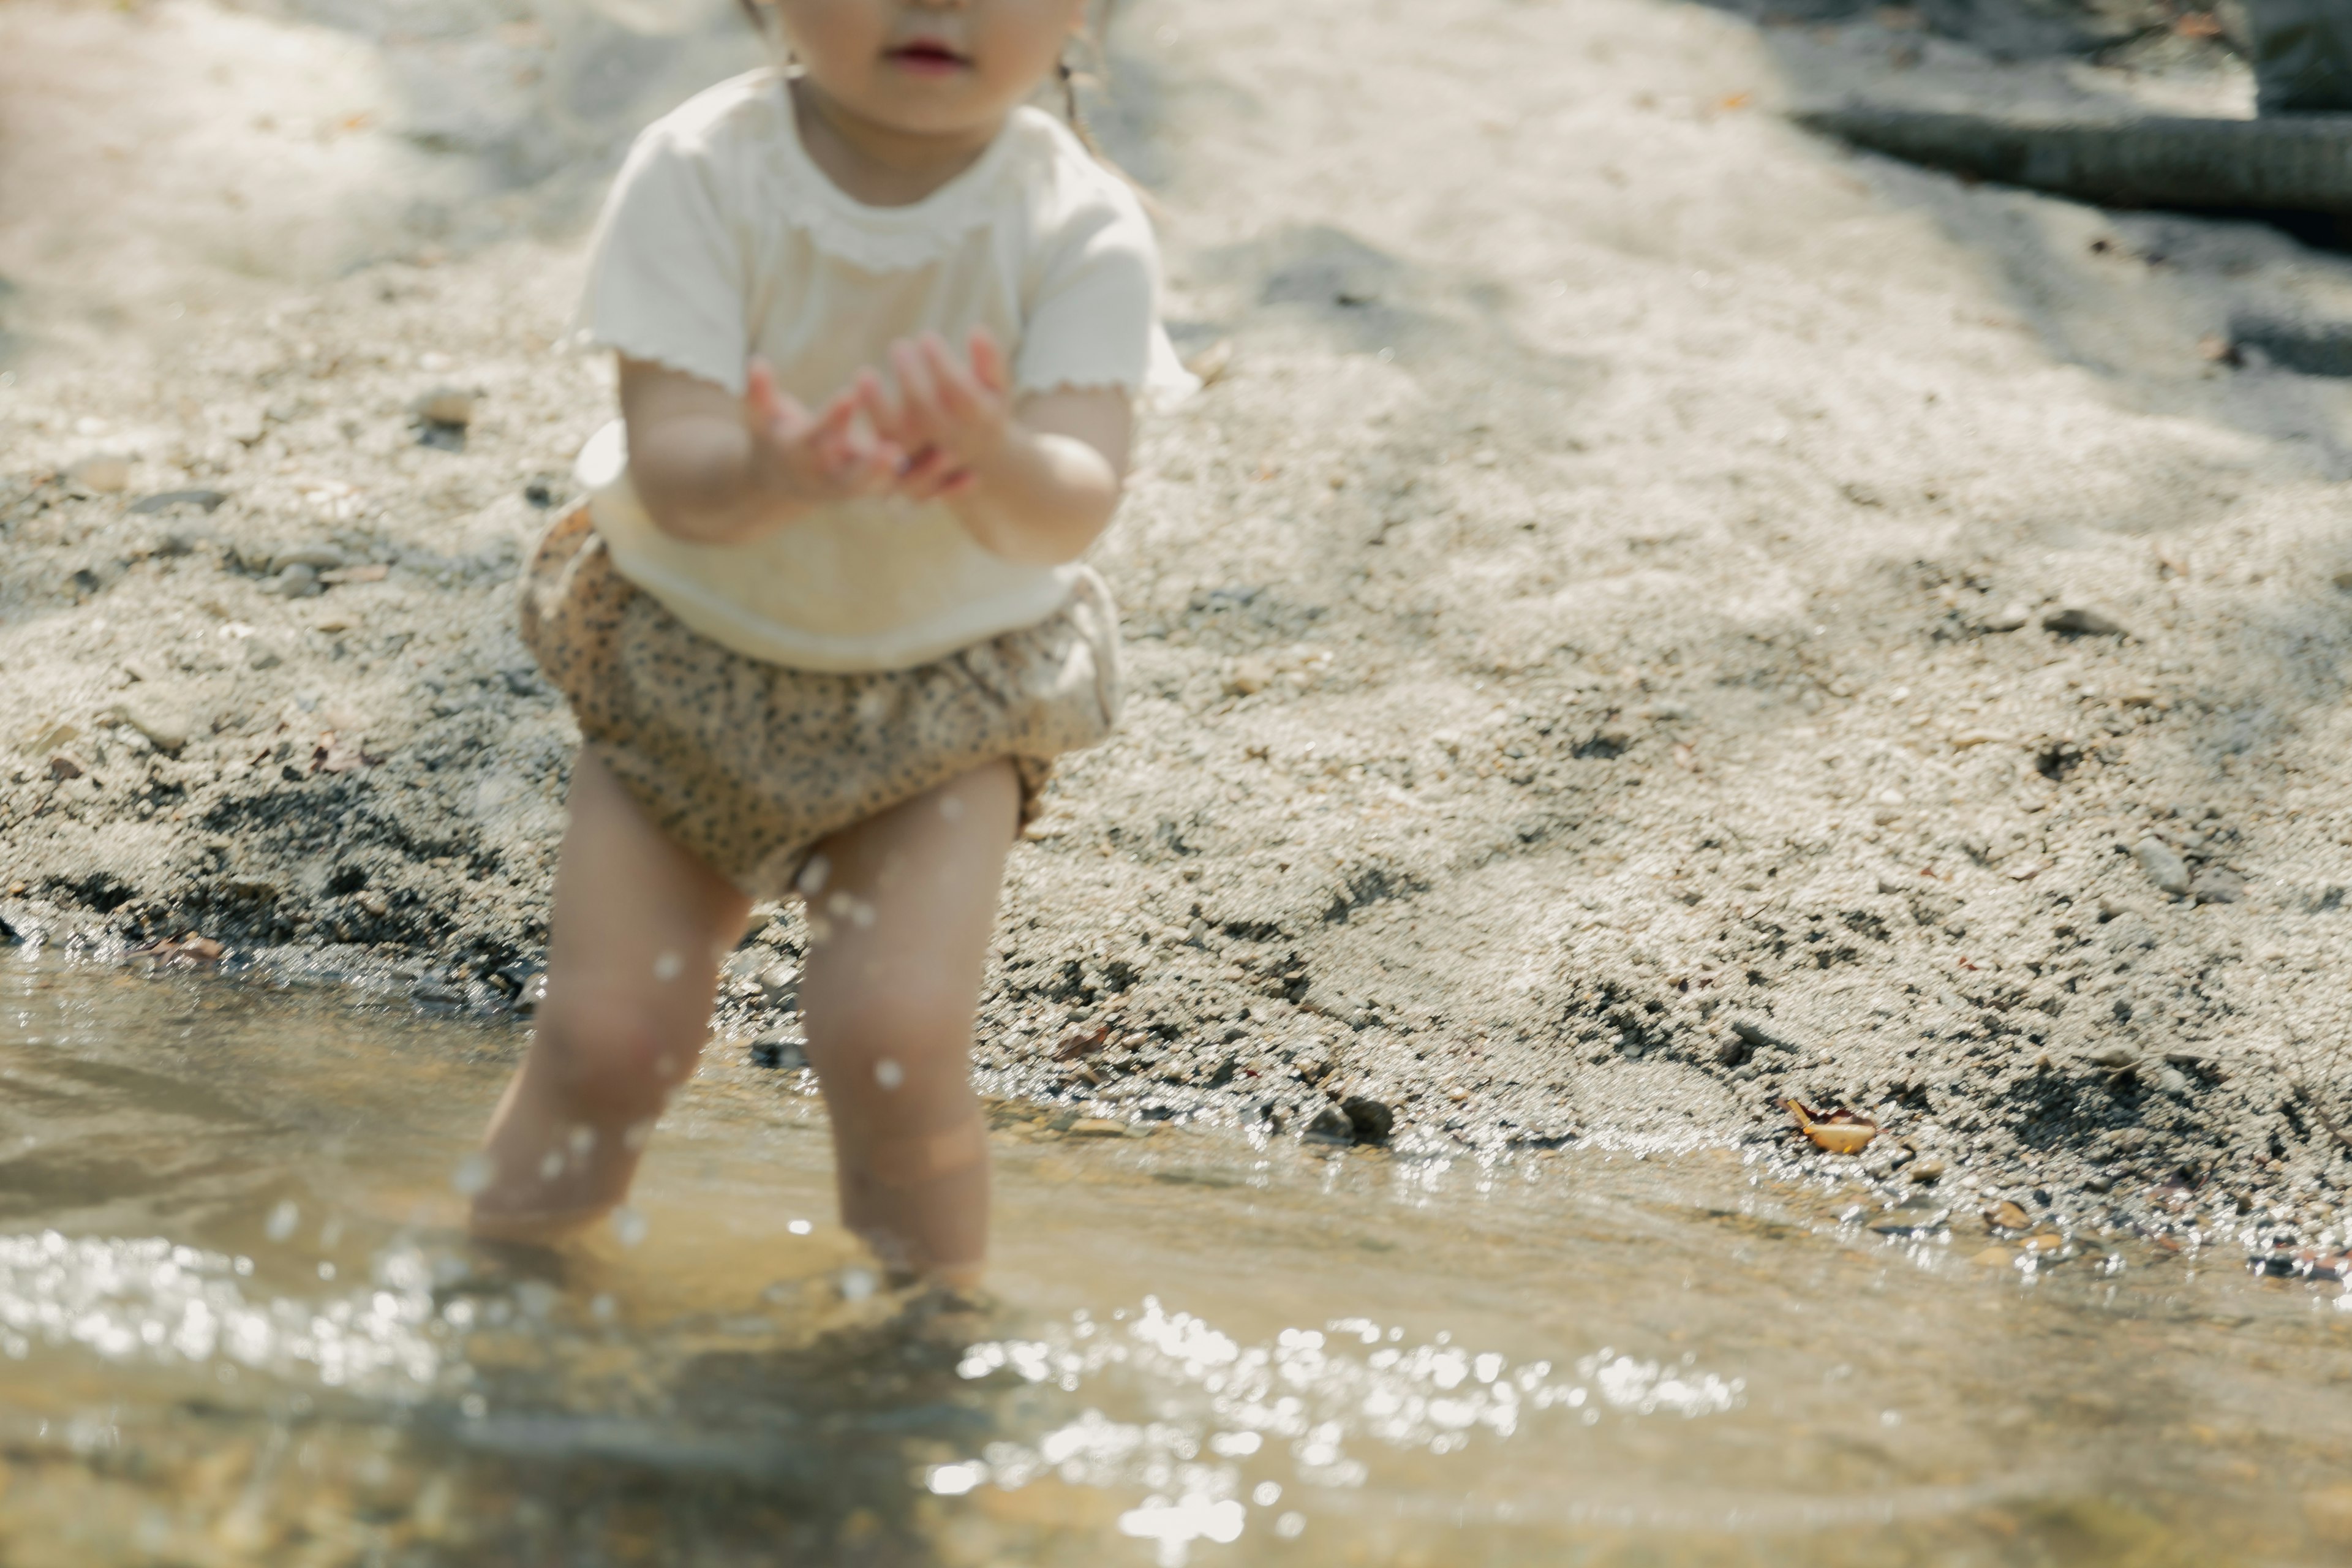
[{"x1": 732, "y1": 0, "x2": 1118, "y2": 164}]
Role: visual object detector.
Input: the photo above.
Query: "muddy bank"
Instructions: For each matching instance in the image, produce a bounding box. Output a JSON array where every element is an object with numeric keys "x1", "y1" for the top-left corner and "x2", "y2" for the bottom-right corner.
[{"x1": 7, "y1": 0, "x2": 2352, "y2": 1254}]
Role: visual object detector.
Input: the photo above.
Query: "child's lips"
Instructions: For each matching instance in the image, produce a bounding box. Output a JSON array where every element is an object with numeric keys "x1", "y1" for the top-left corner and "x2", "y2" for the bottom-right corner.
[{"x1": 884, "y1": 41, "x2": 971, "y2": 76}]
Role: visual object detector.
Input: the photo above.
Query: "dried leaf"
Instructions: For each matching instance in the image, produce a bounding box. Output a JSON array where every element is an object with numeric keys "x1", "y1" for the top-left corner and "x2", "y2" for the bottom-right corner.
[
  {"x1": 1054, "y1": 1022, "x2": 1111, "y2": 1061},
  {"x1": 1786, "y1": 1099, "x2": 1876, "y2": 1155}
]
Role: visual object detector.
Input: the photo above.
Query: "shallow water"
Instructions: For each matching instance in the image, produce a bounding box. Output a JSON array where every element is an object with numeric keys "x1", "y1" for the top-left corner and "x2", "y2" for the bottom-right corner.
[{"x1": 0, "y1": 954, "x2": 2348, "y2": 1567}]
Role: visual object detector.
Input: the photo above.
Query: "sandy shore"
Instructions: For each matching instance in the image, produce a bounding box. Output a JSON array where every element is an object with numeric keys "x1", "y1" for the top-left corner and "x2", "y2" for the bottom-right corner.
[{"x1": 6, "y1": 0, "x2": 2352, "y2": 1249}]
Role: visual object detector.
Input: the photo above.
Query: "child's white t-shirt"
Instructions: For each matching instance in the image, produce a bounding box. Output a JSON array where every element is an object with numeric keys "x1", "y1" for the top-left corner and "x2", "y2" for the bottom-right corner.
[{"x1": 571, "y1": 70, "x2": 1182, "y2": 673}]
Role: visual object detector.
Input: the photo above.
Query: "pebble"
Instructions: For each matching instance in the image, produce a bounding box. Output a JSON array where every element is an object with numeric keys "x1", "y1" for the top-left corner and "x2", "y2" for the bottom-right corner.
[
  {"x1": 274, "y1": 563, "x2": 324, "y2": 598},
  {"x1": 1340, "y1": 1095, "x2": 1395, "y2": 1145},
  {"x1": 1224, "y1": 658, "x2": 1273, "y2": 697},
  {"x1": 45, "y1": 753, "x2": 83, "y2": 781},
  {"x1": 128, "y1": 488, "x2": 228, "y2": 515},
  {"x1": 1302, "y1": 1104, "x2": 1355, "y2": 1143},
  {"x1": 1866, "y1": 1205, "x2": 1947, "y2": 1235},
  {"x1": 1731, "y1": 1017, "x2": 1802, "y2": 1055},
  {"x1": 111, "y1": 697, "x2": 191, "y2": 754},
  {"x1": 69, "y1": 453, "x2": 133, "y2": 493},
  {"x1": 2133, "y1": 836, "x2": 2191, "y2": 897},
  {"x1": 1981, "y1": 603, "x2": 2031, "y2": 632},
  {"x1": 2042, "y1": 606, "x2": 2127, "y2": 637},
  {"x1": 1908, "y1": 1155, "x2": 1947, "y2": 1184},
  {"x1": 750, "y1": 1031, "x2": 807, "y2": 1071},
  {"x1": 2190, "y1": 865, "x2": 2247, "y2": 905},
  {"x1": 274, "y1": 545, "x2": 347, "y2": 571},
  {"x1": 413, "y1": 386, "x2": 478, "y2": 427},
  {"x1": 1986, "y1": 1200, "x2": 2032, "y2": 1231},
  {"x1": 1066, "y1": 1118, "x2": 1130, "y2": 1139},
  {"x1": 755, "y1": 961, "x2": 799, "y2": 1006}
]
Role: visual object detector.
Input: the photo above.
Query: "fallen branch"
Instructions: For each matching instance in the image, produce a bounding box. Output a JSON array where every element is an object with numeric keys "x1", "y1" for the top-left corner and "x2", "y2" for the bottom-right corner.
[{"x1": 1796, "y1": 108, "x2": 2352, "y2": 215}]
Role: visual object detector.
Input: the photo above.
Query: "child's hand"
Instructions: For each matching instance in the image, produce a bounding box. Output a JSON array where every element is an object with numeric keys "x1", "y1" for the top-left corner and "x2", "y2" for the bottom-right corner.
[
  {"x1": 744, "y1": 357, "x2": 902, "y2": 505},
  {"x1": 861, "y1": 330, "x2": 1014, "y2": 503}
]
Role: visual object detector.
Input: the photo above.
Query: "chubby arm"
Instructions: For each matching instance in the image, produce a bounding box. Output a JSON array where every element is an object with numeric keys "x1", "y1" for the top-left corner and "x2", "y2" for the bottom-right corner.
[
  {"x1": 617, "y1": 355, "x2": 899, "y2": 546},
  {"x1": 868, "y1": 333, "x2": 1134, "y2": 568}
]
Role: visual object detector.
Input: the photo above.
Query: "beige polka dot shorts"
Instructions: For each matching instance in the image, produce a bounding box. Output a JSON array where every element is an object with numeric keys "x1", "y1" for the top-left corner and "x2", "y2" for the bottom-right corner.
[{"x1": 518, "y1": 506, "x2": 1122, "y2": 898}]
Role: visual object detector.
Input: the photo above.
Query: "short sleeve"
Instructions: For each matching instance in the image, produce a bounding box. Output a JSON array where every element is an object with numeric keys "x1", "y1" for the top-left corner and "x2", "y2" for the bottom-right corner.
[
  {"x1": 575, "y1": 124, "x2": 751, "y2": 396},
  {"x1": 1014, "y1": 189, "x2": 1159, "y2": 399}
]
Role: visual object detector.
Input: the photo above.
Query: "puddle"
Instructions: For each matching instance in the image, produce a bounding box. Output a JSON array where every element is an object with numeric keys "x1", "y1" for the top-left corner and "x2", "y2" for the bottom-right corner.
[{"x1": 0, "y1": 952, "x2": 2348, "y2": 1566}]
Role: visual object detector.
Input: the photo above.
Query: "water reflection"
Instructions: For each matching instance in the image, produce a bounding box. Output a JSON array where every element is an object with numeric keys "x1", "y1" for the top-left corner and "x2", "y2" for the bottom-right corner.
[{"x1": 0, "y1": 952, "x2": 2346, "y2": 1564}]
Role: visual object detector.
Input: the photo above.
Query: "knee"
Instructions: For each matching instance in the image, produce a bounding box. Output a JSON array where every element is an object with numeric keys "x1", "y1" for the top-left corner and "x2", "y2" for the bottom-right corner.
[
  {"x1": 534, "y1": 995, "x2": 695, "y2": 1118},
  {"x1": 816, "y1": 982, "x2": 972, "y2": 1061}
]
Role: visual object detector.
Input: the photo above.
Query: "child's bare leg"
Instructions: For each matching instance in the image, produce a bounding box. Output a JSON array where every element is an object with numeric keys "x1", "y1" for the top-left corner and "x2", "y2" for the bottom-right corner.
[
  {"x1": 798, "y1": 760, "x2": 1020, "y2": 1284},
  {"x1": 470, "y1": 751, "x2": 750, "y2": 1240}
]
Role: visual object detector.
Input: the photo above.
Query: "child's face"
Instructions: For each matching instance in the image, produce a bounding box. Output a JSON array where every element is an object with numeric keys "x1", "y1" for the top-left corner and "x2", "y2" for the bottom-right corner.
[{"x1": 769, "y1": 0, "x2": 1089, "y2": 138}]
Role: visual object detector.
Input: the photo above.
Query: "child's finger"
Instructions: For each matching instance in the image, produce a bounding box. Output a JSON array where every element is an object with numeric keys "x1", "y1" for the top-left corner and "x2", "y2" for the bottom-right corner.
[
  {"x1": 755, "y1": 359, "x2": 815, "y2": 437},
  {"x1": 851, "y1": 367, "x2": 908, "y2": 451},
  {"x1": 891, "y1": 339, "x2": 946, "y2": 441},
  {"x1": 967, "y1": 328, "x2": 1009, "y2": 396},
  {"x1": 923, "y1": 334, "x2": 983, "y2": 423}
]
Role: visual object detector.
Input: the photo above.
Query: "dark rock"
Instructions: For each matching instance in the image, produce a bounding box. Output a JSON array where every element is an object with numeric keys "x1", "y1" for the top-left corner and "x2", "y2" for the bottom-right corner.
[
  {"x1": 1302, "y1": 1104, "x2": 1354, "y2": 1143},
  {"x1": 2043, "y1": 606, "x2": 2128, "y2": 637},
  {"x1": 751, "y1": 1031, "x2": 808, "y2": 1071},
  {"x1": 1340, "y1": 1095, "x2": 1395, "y2": 1145},
  {"x1": 1866, "y1": 1205, "x2": 1949, "y2": 1235},
  {"x1": 1732, "y1": 1017, "x2": 1803, "y2": 1055}
]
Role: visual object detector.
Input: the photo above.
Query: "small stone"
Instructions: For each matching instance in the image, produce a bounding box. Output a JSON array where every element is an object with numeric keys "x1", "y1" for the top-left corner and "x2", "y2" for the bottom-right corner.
[
  {"x1": 1982, "y1": 603, "x2": 2031, "y2": 632},
  {"x1": 1714, "y1": 1034, "x2": 1752, "y2": 1066},
  {"x1": 755, "y1": 961, "x2": 800, "y2": 1006},
  {"x1": 2335, "y1": 570, "x2": 2352, "y2": 594},
  {"x1": 1986, "y1": 1200, "x2": 2031, "y2": 1231},
  {"x1": 2043, "y1": 606, "x2": 2127, "y2": 637},
  {"x1": 1067, "y1": 1118, "x2": 1129, "y2": 1139},
  {"x1": 247, "y1": 641, "x2": 283, "y2": 671},
  {"x1": 1867, "y1": 1205, "x2": 1947, "y2": 1235},
  {"x1": 2190, "y1": 865, "x2": 2247, "y2": 905},
  {"x1": 1909, "y1": 1155, "x2": 1947, "y2": 1184},
  {"x1": 750, "y1": 1031, "x2": 807, "y2": 1071},
  {"x1": 111, "y1": 697, "x2": 190, "y2": 754},
  {"x1": 274, "y1": 545, "x2": 346, "y2": 571},
  {"x1": 413, "y1": 386, "x2": 478, "y2": 427},
  {"x1": 69, "y1": 453, "x2": 133, "y2": 493},
  {"x1": 1224, "y1": 658, "x2": 1273, "y2": 698},
  {"x1": 1302, "y1": 1104, "x2": 1355, "y2": 1143},
  {"x1": 273, "y1": 563, "x2": 324, "y2": 598},
  {"x1": 45, "y1": 753, "x2": 83, "y2": 781},
  {"x1": 356, "y1": 891, "x2": 389, "y2": 916},
  {"x1": 2156, "y1": 1066, "x2": 2192, "y2": 1095},
  {"x1": 2085, "y1": 1043, "x2": 2140, "y2": 1071},
  {"x1": 1340, "y1": 1096, "x2": 1395, "y2": 1145},
  {"x1": 129, "y1": 488, "x2": 228, "y2": 516},
  {"x1": 1732, "y1": 1017, "x2": 1803, "y2": 1056},
  {"x1": 2133, "y1": 836, "x2": 2191, "y2": 897},
  {"x1": 2082, "y1": 1172, "x2": 2114, "y2": 1193}
]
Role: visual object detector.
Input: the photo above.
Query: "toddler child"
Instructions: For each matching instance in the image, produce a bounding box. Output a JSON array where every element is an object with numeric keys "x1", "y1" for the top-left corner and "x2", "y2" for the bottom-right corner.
[{"x1": 467, "y1": 0, "x2": 1181, "y2": 1286}]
